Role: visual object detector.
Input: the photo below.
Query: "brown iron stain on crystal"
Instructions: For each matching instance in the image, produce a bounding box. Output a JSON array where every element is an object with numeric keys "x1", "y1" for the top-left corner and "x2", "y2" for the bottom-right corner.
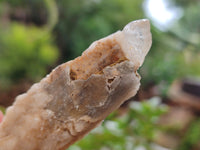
[{"x1": 69, "y1": 39, "x2": 127, "y2": 80}]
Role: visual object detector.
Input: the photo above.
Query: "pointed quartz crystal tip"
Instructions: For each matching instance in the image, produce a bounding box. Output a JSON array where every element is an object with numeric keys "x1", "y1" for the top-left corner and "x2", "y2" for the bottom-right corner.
[
  {"x1": 121, "y1": 19, "x2": 152, "y2": 68},
  {"x1": 0, "y1": 19, "x2": 152, "y2": 150}
]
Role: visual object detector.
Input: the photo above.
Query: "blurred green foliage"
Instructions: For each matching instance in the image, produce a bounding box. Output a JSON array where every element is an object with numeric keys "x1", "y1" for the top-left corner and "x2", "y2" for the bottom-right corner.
[
  {"x1": 3, "y1": 0, "x2": 199, "y2": 92},
  {"x1": 68, "y1": 97, "x2": 168, "y2": 150},
  {"x1": 0, "y1": 0, "x2": 47, "y2": 25},
  {"x1": 1, "y1": 0, "x2": 199, "y2": 90},
  {"x1": 178, "y1": 119, "x2": 200, "y2": 150},
  {"x1": 54, "y1": 0, "x2": 145, "y2": 60},
  {"x1": 0, "y1": 23, "x2": 58, "y2": 89},
  {"x1": 1, "y1": 0, "x2": 145, "y2": 61},
  {"x1": 0, "y1": 0, "x2": 145, "y2": 87},
  {"x1": 0, "y1": 0, "x2": 200, "y2": 149},
  {"x1": 141, "y1": 0, "x2": 200, "y2": 95}
]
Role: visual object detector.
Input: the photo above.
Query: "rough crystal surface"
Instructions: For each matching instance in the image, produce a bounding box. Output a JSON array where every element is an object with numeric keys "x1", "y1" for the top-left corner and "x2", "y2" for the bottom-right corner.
[{"x1": 0, "y1": 19, "x2": 152, "y2": 150}]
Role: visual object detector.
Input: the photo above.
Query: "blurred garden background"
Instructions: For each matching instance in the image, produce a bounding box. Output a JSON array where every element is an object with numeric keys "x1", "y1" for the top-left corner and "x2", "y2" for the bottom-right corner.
[{"x1": 0, "y1": 0, "x2": 200, "y2": 150}]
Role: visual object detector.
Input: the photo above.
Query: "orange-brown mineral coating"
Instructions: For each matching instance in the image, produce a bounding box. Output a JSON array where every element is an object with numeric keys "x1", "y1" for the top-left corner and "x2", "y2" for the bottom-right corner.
[{"x1": 69, "y1": 39, "x2": 127, "y2": 80}]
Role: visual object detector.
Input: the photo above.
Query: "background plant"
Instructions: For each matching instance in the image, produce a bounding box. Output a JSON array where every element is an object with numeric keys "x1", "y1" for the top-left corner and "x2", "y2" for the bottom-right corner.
[
  {"x1": 0, "y1": 23, "x2": 58, "y2": 89},
  {"x1": 0, "y1": 0, "x2": 199, "y2": 149}
]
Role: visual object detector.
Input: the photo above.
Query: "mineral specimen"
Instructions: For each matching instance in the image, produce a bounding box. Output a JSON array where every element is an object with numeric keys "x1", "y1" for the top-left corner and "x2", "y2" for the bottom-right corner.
[{"x1": 0, "y1": 19, "x2": 152, "y2": 150}]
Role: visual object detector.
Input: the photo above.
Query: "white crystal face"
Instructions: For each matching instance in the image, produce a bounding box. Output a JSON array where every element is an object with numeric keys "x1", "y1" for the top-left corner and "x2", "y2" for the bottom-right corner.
[{"x1": 121, "y1": 19, "x2": 152, "y2": 68}]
